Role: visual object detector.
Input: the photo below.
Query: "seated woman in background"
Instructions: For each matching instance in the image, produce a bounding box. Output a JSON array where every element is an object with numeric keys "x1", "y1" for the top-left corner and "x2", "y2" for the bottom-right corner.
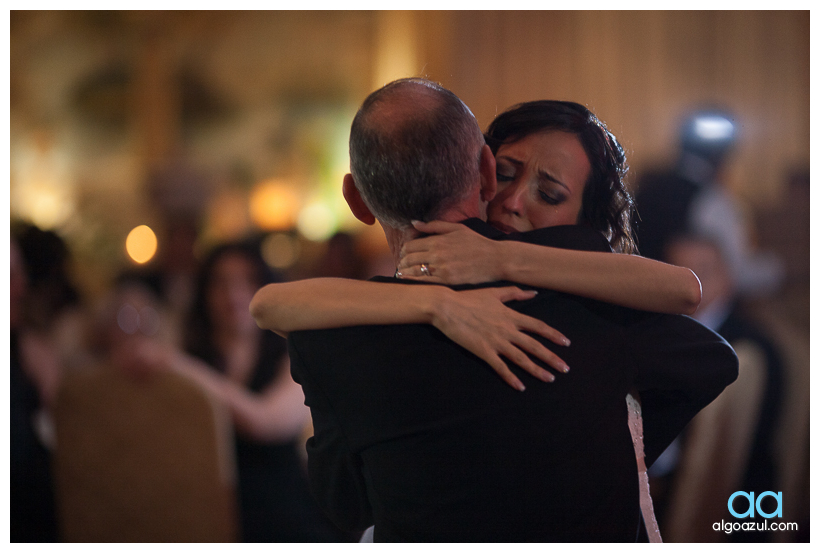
[{"x1": 120, "y1": 241, "x2": 349, "y2": 542}]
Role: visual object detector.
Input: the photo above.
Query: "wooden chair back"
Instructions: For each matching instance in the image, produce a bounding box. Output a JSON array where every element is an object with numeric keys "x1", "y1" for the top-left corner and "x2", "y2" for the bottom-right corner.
[{"x1": 53, "y1": 366, "x2": 238, "y2": 542}]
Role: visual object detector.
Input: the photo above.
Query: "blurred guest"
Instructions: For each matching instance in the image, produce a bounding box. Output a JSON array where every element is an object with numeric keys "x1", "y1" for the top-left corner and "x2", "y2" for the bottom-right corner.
[
  {"x1": 15, "y1": 223, "x2": 87, "y2": 396},
  {"x1": 119, "y1": 240, "x2": 349, "y2": 542},
  {"x1": 16, "y1": 224, "x2": 81, "y2": 328},
  {"x1": 12, "y1": 223, "x2": 93, "y2": 541},
  {"x1": 88, "y1": 275, "x2": 176, "y2": 367},
  {"x1": 117, "y1": 216, "x2": 201, "y2": 342},
  {"x1": 635, "y1": 109, "x2": 783, "y2": 296},
  {"x1": 652, "y1": 234, "x2": 784, "y2": 542},
  {"x1": 310, "y1": 232, "x2": 367, "y2": 280},
  {"x1": 10, "y1": 237, "x2": 59, "y2": 542}
]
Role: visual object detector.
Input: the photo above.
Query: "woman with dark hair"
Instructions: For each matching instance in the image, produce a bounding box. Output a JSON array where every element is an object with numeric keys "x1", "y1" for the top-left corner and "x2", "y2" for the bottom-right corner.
[
  {"x1": 121, "y1": 240, "x2": 347, "y2": 542},
  {"x1": 252, "y1": 100, "x2": 700, "y2": 389},
  {"x1": 487, "y1": 100, "x2": 635, "y2": 253}
]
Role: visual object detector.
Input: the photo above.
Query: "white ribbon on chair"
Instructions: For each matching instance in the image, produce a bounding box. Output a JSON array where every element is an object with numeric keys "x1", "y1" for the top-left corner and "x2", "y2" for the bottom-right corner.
[{"x1": 627, "y1": 391, "x2": 662, "y2": 543}]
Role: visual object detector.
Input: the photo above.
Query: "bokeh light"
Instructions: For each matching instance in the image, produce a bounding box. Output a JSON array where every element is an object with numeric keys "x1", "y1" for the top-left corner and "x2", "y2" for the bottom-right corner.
[
  {"x1": 260, "y1": 233, "x2": 301, "y2": 270},
  {"x1": 125, "y1": 225, "x2": 158, "y2": 264},
  {"x1": 693, "y1": 115, "x2": 735, "y2": 141},
  {"x1": 16, "y1": 183, "x2": 75, "y2": 230},
  {"x1": 116, "y1": 303, "x2": 160, "y2": 336},
  {"x1": 250, "y1": 180, "x2": 301, "y2": 230},
  {"x1": 116, "y1": 304, "x2": 140, "y2": 334},
  {"x1": 10, "y1": 134, "x2": 76, "y2": 230},
  {"x1": 297, "y1": 201, "x2": 336, "y2": 242}
]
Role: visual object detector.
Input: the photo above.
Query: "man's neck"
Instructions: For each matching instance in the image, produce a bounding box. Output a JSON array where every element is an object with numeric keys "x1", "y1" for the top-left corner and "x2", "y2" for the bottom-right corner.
[
  {"x1": 383, "y1": 204, "x2": 482, "y2": 267},
  {"x1": 382, "y1": 224, "x2": 420, "y2": 268}
]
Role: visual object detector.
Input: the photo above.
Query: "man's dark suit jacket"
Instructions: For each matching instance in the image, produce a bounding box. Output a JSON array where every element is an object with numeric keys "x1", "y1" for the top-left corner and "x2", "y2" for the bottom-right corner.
[{"x1": 288, "y1": 220, "x2": 738, "y2": 542}]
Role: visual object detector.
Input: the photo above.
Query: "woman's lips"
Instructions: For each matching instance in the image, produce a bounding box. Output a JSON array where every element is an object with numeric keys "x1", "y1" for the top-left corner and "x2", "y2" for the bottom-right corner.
[{"x1": 491, "y1": 221, "x2": 520, "y2": 234}]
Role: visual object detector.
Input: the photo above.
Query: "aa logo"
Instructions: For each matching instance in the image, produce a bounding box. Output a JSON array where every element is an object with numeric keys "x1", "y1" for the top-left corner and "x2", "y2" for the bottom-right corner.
[{"x1": 728, "y1": 491, "x2": 782, "y2": 519}]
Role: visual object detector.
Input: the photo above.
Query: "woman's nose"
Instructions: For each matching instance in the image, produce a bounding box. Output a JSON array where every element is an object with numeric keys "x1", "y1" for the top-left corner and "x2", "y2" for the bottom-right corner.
[{"x1": 500, "y1": 182, "x2": 526, "y2": 215}]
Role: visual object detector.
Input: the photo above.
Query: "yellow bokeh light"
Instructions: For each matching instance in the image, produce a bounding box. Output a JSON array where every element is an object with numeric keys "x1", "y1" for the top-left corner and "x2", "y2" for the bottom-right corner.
[
  {"x1": 250, "y1": 180, "x2": 301, "y2": 230},
  {"x1": 126, "y1": 225, "x2": 158, "y2": 264},
  {"x1": 11, "y1": 135, "x2": 76, "y2": 230},
  {"x1": 14, "y1": 182, "x2": 75, "y2": 230},
  {"x1": 297, "y1": 201, "x2": 337, "y2": 242}
]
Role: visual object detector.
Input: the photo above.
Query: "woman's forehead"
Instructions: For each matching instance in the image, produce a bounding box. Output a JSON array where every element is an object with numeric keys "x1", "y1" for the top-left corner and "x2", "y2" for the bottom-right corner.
[{"x1": 497, "y1": 131, "x2": 590, "y2": 185}]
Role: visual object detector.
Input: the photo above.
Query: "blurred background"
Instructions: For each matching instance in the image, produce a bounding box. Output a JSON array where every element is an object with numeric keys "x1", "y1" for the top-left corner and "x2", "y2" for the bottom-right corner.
[{"x1": 9, "y1": 10, "x2": 809, "y2": 543}]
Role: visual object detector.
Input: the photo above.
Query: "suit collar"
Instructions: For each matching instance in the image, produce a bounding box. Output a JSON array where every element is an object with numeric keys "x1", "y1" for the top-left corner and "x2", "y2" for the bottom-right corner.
[{"x1": 460, "y1": 218, "x2": 612, "y2": 253}]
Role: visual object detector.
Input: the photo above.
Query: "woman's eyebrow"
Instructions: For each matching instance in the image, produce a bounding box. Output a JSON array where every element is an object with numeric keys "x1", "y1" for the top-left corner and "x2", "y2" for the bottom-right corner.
[
  {"x1": 538, "y1": 169, "x2": 569, "y2": 192},
  {"x1": 497, "y1": 155, "x2": 523, "y2": 167},
  {"x1": 498, "y1": 154, "x2": 569, "y2": 192}
]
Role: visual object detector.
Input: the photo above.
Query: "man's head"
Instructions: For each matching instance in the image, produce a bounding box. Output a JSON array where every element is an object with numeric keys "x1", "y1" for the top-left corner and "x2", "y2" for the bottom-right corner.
[{"x1": 343, "y1": 78, "x2": 495, "y2": 238}]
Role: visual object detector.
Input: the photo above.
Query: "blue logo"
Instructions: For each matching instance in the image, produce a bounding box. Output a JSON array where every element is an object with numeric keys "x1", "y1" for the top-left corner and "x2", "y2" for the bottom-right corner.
[{"x1": 728, "y1": 491, "x2": 782, "y2": 519}]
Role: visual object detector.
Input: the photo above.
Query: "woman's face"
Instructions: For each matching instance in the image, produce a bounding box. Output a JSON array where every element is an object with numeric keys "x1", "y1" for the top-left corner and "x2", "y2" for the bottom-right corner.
[
  {"x1": 207, "y1": 253, "x2": 260, "y2": 335},
  {"x1": 488, "y1": 130, "x2": 590, "y2": 233}
]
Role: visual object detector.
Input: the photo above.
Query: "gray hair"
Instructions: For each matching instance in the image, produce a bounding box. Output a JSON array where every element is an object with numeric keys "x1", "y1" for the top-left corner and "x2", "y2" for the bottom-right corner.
[{"x1": 349, "y1": 78, "x2": 484, "y2": 228}]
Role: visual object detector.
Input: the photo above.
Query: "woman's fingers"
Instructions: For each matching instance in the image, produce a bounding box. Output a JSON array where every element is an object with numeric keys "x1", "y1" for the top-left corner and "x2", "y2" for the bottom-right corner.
[
  {"x1": 472, "y1": 337, "x2": 566, "y2": 390},
  {"x1": 397, "y1": 251, "x2": 432, "y2": 270},
  {"x1": 400, "y1": 235, "x2": 438, "y2": 256},
  {"x1": 420, "y1": 284, "x2": 571, "y2": 390},
  {"x1": 490, "y1": 286, "x2": 537, "y2": 303},
  {"x1": 395, "y1": 261, "x2": 444, "y2": 283},
  {"x1": 481, "y1": 328, "x2": 567, "y2": 387},
  {"x1": 396, "y1": 254, "x2": 447, "y2": 282},
  {"x1": 398, "y1": 274, "x2": 445, "y2": 284},
  {"x1": 510, "y1": 332, "x2": 570, "y2": 375},
  {"x1": 514, "y1": 312, "x2": 571, "y2": 347},
  {"x1": 483, "y1": 353, "x2": 527, "y2": 392},
  {"x1": 490, "y1": 287, "x2": 571, "y2": 348},
  {"x1": 411, "y1": 220, "x2": 463, "y2": 235},
  {"x1": 497, "y1": 341, "x2": 556, "y2": 384},
  {"x1": 495, "y1": 303, "x2": 571, "y2": 383}
]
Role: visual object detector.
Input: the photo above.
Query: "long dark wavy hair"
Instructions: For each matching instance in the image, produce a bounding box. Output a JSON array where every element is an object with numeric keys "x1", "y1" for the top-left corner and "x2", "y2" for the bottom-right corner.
[
  {"x1": 184, "y1": 239, "x2": 281, "y2": 366},
  {"x1": 485, "y1": 100, "x2": 636, "y2": 254}
]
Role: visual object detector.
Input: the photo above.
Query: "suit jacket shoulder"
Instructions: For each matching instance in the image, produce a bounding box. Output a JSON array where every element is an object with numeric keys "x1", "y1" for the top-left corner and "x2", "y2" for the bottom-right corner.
[{"x1": 625, "y1": 312, "x2": 739, "y2": 465}]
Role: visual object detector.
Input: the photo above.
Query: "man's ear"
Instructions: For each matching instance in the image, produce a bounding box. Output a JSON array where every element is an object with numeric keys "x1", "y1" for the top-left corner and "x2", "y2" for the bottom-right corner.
[
  {"x1": 342, "y1": 174, "x2": 376, "y2": 225},
  {"x1": 479, "y1": 143, "x2": 497, "y2": 203}
]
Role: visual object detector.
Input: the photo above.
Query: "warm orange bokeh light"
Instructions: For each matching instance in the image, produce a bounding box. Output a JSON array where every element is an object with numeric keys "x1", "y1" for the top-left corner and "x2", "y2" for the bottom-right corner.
[
  {"x1": 249, "y1": 180, "x2": 301, "y2": 231},
  {"x1": 125, "y1": 225, "x2": 158, "y2": 264}
]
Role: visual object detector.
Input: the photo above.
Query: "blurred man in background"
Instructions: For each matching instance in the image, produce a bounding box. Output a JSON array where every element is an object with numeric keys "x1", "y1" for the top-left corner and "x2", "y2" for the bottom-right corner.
[{"x1": 634, "y1": 109, "x2": 783, "y2": 296}]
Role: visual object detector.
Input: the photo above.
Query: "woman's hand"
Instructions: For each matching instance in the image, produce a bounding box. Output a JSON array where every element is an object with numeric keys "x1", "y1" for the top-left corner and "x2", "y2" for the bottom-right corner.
[
  {"x1": 398, "y1": 220, "x2": 505, "y2": 284},
  {"x1": 433, "y1": 286, "x2": 570, "y2": 391}
]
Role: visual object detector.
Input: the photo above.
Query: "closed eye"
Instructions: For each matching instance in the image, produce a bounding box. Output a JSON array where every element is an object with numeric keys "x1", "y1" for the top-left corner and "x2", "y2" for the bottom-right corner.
[{"x1": 539, "y1": 189, "x2": 564, "y2": 205}]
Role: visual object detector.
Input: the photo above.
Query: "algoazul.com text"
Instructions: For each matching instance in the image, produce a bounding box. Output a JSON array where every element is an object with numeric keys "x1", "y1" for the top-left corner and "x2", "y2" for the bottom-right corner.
[{"x1": 714, "y1": 520, "x2": 798, "y2": 534}]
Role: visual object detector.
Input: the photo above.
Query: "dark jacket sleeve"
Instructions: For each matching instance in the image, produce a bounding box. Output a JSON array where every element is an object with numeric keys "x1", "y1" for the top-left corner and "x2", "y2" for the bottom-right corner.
[
  {"x1": 627, "y1": 313, "x2": 739, "y2": 467},
  {"x1": 288, "y1": 335, "x2": 374, "y2": 532}
]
